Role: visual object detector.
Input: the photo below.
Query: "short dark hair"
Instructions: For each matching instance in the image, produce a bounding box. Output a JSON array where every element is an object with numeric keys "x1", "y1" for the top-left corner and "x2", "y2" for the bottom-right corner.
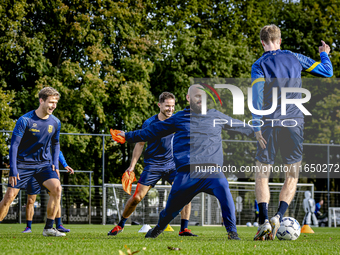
[
  {"x1": 260, "y1": 24, "x2": 281, "y2": 44},
  {"x1": 159, "y1": 92, "x2": 175, "y2": 103},
  {"x1": 39, "y1": 87, "x2": 60, "y2": 101}
]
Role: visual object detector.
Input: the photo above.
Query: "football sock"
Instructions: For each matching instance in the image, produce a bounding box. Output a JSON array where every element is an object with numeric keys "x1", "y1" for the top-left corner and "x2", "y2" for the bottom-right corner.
[
  {"x1": 259, "y1": 203, "x2": 269, "y2": 224},
  {"x1": 44, "y1": 218, "x2": 54, "y2": 229},
  {"x1": 276, "y1": 201, "x2": 289, "y2": 221},
  {"x1": 118, "y1": 217, "x2": 128, "y2": 228},
  {"x1": 180, "y1": 219, "x2": 189, "y2": 231},
  {"x1": 55, "y1": 217, "x2": 62, "y2": 228},
  {"x1": 27, "y1": 220, "x2": 32, "y2": 229}
]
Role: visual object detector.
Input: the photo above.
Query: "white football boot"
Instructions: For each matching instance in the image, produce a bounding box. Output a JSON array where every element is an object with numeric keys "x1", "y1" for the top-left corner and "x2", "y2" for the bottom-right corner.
[
  {"x1": 268, "y1": 215, "x2": 280, "y2": 240},
  {"x1": 254, "y1": 219, "x2": 272, "y2": 241},
  {"x1": 43, "y1": 228, "x2": 66, "y2": 237}
]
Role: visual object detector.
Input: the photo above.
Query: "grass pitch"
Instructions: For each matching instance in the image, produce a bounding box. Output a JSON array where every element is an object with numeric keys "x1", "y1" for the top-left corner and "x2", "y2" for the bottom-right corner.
[{"x1": 0, "y1": 224, "x2": 340, "y2": 254}]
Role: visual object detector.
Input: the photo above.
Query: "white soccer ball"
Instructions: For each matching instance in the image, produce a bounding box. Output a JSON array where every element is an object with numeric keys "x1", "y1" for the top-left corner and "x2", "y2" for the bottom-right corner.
[
  {"x1": 253, "y1": 222, "x2": 259, "y2": 227},
  {"x1": 276, "y1": 217, "x2": 301, "y2": 240},
  {"x1": 246, "y1": 222, "x2": 252, "y2": 227}
]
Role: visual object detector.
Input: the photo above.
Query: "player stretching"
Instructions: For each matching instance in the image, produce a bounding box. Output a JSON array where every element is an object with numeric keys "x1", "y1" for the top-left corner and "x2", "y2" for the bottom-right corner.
[
  {"x1": 22, "y1": 151, "x2": 74, "y2": 233},
  {"x1": 0, "y1": 87, "x2": 66, "y2": 237},
  {"x1": 251, "y1": 24, "x2": 333, "y2": 240},
  {"x1": 108, "y1": 92, "x2": 196, "y2": 237},
  {"x1": 117, "y1": 85, "x2": 254, "y2": 240}
]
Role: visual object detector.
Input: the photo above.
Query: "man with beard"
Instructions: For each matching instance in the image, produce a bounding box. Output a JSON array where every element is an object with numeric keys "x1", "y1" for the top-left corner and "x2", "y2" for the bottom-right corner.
[
  {"x1": 116, "y1": 85, "x2": 254, "y2": 240},
  {"x1": 108, "y1": 92, "x2": 196, "y2": 237}
]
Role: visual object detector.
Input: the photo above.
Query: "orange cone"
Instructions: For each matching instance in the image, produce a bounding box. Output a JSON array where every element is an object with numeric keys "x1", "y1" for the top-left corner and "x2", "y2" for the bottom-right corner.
[{"x1": 301, "y1": 224, "x2": 314, "y2": 233}]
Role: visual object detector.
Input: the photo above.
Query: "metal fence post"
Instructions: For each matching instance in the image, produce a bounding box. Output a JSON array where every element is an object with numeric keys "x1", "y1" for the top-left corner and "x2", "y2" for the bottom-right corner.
[
  {"x1": 201, "y1": 193, "x2": 205, "y2": 226},
  {"x1": 327, "y1": 145, "x2": 330, "y2": 213},
  {"x1": 102, "y1": 135, "x2": 105, "y2": 225},
  {"x1": 103, "y1": 184, "x2": 106, "y2": 225},
  {"x1": 18, "y1": 190, "x2": 22, "y2": 224},
  {"x1": 89, "y1": 171, "x2": 92, "y2": 224}
]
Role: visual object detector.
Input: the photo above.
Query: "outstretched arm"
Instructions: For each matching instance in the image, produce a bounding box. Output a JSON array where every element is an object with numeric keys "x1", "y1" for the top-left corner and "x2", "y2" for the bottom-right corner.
[
  {"x1": 123, "y1": 116, "x2": 177, "y2": 143},
  {"x1": 292, "y1": 40, "x2": 333, "y2": 77},
  {"x1": 126, "y1": 142, "x2": 145, "y2": 173}
]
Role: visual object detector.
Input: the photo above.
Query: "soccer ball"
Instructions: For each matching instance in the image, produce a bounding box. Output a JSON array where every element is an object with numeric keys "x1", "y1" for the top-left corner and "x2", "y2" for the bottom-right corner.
[
  {"x1": 246, "y1": 222, "x2": 252, "y2": 227},
  {"x1": 253, "y1": 222, "x2": 259, "y2": 227},
  {"x1": 276, "y1": 217, "x2": 301, "y2": 240}
]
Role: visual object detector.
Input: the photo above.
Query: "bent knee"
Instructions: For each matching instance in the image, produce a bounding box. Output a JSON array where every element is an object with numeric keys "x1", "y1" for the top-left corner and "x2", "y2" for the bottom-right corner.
[
  {"x1": 49, "y1": 185, "x2": 62, "y2": 196},
  {"x1": 132, "y1": 194, "x2": 143, "y2": 205}
]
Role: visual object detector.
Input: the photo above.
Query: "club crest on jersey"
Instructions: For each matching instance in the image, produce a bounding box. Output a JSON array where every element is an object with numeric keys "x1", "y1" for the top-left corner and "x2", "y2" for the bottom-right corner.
[
  {"x1": 32, "y1": 123, "x2": 37, "y2": 127},
  {"x1": 48, "y1": 125, "x2": 53, "y2": 133}
]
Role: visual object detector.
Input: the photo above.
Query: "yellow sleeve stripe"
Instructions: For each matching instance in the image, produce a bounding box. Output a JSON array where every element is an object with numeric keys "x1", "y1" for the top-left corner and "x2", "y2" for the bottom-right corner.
[
  {"x1": 305, "y1": 62, "x2": 320, "y2": 72},
  {"x1": 251, "y1": 78, "x2": 265, "y2": 87}
]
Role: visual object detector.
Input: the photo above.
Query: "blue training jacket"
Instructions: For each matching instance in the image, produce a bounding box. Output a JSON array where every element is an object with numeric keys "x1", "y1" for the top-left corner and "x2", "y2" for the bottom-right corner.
[
  {"x1": 9, "y1": 110, "x2": 61, "y2": 177},
  {"x1": 126, "y1": 106, "x2": 254, "y2": 171},
  {"x1": 251, "y1": 50, "x2": 333, "y2": 132},
  {"x1": 142, "y1": 114, "x2": 175, "y2": 169}
]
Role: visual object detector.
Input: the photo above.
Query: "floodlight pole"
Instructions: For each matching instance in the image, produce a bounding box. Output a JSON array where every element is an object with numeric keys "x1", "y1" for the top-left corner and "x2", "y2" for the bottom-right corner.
[{"x1": 102, "y1": 135, "x2": 106, "y2": 225}]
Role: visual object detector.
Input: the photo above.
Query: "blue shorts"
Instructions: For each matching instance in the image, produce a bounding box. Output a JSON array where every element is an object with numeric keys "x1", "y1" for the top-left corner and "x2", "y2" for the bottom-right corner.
[
  {"x1": 8, "y1": 165, "x2": 59, "y2": 191},
  {"x1": 138, "y1": 167, "x2": 176, "y2": 187},
  {"x1": 256, "y1": 125, "x2": 304, "y2": 165},
  {"x1": 26, "y1": 178, "x2": 49, "y2": 195}
]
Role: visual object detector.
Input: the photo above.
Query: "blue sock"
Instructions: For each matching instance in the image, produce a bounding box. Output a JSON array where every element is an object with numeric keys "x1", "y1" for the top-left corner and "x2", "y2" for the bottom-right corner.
[
  {"x1": 27, "y1": 220, "x2": 32, "y2": 229},
  {"x1": 181, "y1": 219, "x2": 189, "y2": 231},
  {"x1": 55, "y1": 218, "x2": 62, "y2": 228},
  {"x1": 259, "y1": 203, "x2": 268, "y2": 224},
  {"x1": 276, "y1": 201, "x2": 289, "y2": 221},
  {"x1": 44, "y1": 218, "x2": 54, "y2": 229},
  {"x1": 118, "y1": 217, "x2": 128, "y2": 228}
]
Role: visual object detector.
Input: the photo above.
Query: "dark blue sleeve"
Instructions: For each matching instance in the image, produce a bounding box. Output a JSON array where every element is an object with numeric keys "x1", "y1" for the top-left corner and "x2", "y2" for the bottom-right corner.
[
  {"x1": 251, "y1": 62, "x2": 265, "y2": 132},
  {"x1": 52, "y1": 121, "x2": 61, "y2": 169},
  {"x1": 126, "y1": 115, "x2": 177, "y2": 143},
  {"x1": 59, "y1": 151, "x2": 68, "y2": 168},
  {"x1": 291, "y1": 51, "x2": 333, "y2": 77},
  {"x1": 12, "y1": 116, "x2": 28, "y2": 138},
  {"x1": 9, "y1": 134, "x2": 22, "y2": 177}
]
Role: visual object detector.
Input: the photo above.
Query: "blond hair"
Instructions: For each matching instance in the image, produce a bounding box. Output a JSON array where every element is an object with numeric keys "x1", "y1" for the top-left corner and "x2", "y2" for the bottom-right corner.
[{"x1": 260, "y1": 24, "x2": 281, "y2": 44}]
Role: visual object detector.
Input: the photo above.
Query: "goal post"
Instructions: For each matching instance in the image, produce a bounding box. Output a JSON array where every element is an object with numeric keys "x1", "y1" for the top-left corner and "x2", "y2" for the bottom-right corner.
[{"x1": 104, "y1": 182, "x2": 314, "y2": 226}]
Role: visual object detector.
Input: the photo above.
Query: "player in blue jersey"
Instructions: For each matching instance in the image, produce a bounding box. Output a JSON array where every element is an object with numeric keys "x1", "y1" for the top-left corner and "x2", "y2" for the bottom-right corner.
[
  {"x1": 108, "y1": 92, "x2": 196, "y2": 237},
  {"x1": 117, "y1": 85, "x2": 254, "y2": 240},
  {"x1": 251, "y1": 24, "x2": 333, "y2": 240},
  {"x1": 22, "y1": 151, "x2": 74, "y2": 233},
  {"x1": 0, "y1": 87, "x2": 67, "y2": 237}
]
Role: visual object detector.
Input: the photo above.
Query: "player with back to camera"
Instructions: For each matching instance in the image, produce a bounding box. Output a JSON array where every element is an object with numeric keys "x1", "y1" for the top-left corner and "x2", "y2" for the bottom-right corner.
[
  {"x1": 117, "y1": 85, "x2": 254, "y2": 240},
  {"x1": 251, "y1": 24, "x2": 333, "y2": 240},
  {"x1": 22, "y1": 151, "x2": 74, "y2": 233},
  {"x1": 0, "y1": 87, "x2": 69, "y2": 237},
  {"x1": 108, "y1": 92, "x2": 197, "y2": 237}
]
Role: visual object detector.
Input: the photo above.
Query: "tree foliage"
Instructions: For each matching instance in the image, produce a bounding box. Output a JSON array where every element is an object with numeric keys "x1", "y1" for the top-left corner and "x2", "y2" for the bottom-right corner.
[{"x1": 0, "y1": 0, "x2": 339, "y2": 198}]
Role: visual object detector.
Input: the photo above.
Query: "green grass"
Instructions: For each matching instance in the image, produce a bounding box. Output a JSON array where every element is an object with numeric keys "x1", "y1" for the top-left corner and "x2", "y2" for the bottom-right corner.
[{"x1": 0, "y1": 224, "x2": 339, "y2": 254}]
